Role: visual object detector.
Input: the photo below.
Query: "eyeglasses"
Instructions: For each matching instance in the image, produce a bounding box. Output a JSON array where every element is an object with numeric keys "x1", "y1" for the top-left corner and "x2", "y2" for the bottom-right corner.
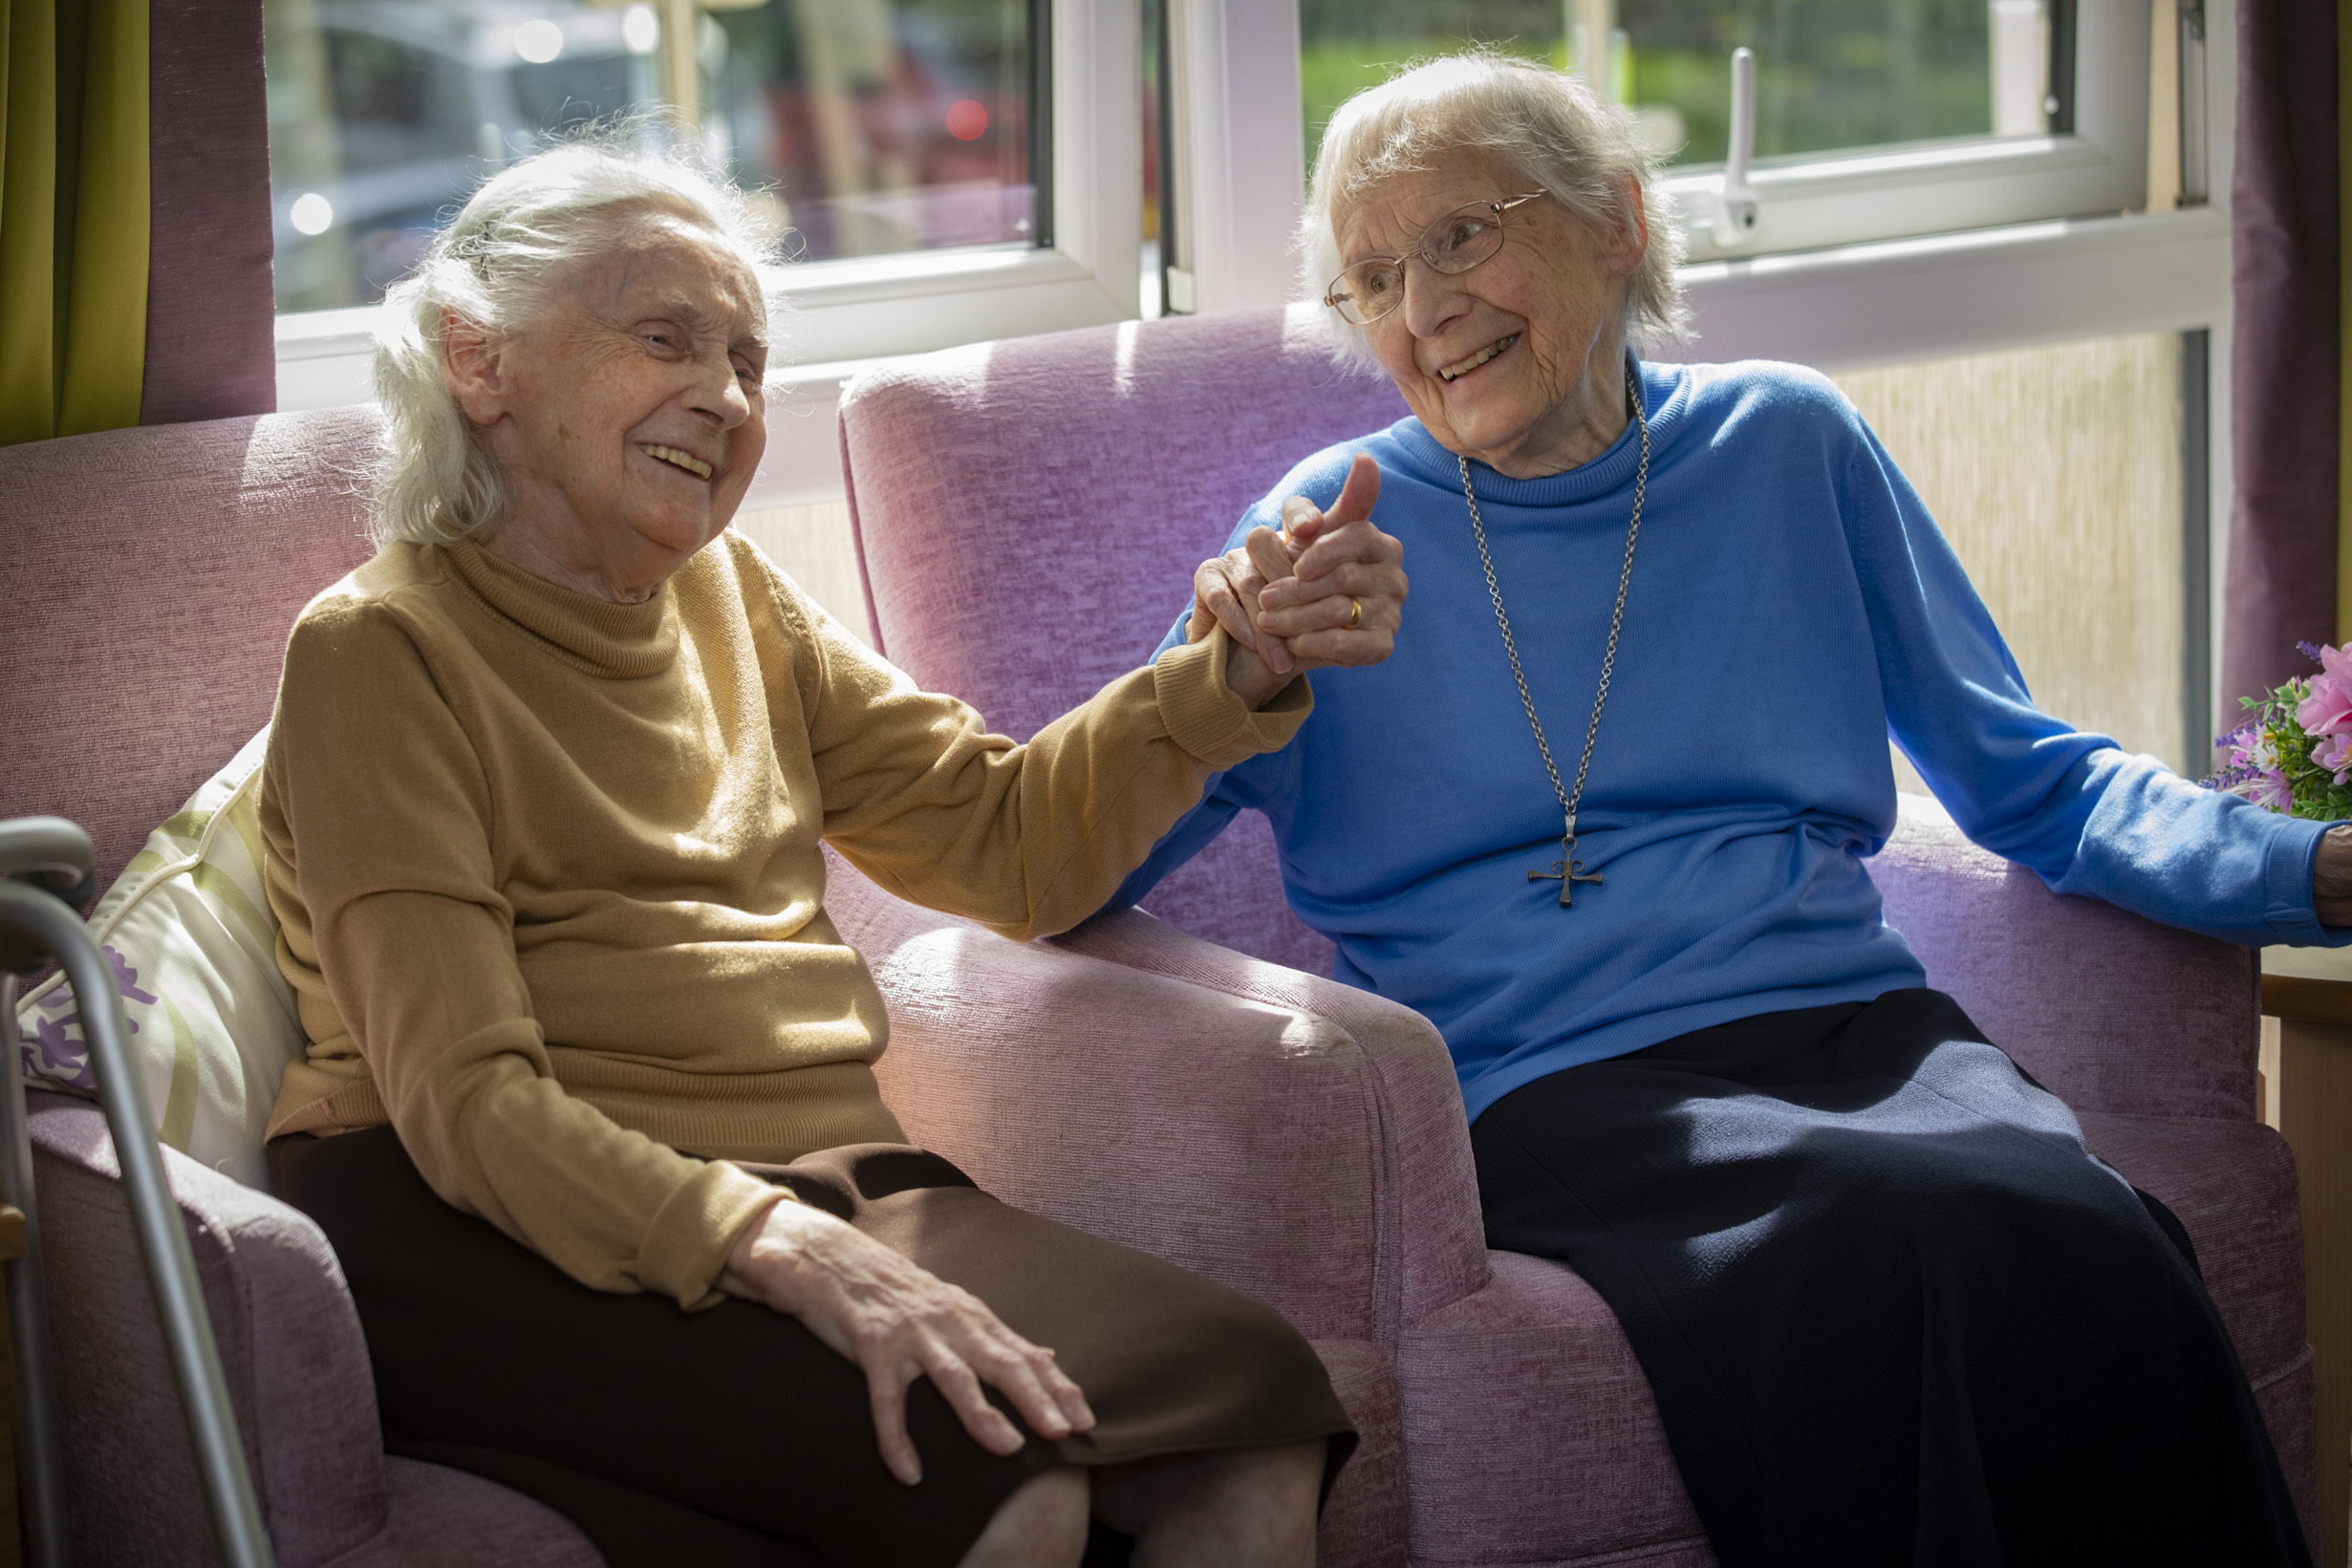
[{"x1": 1323, "y1": 192, "x2": 1549, "y2": 327}]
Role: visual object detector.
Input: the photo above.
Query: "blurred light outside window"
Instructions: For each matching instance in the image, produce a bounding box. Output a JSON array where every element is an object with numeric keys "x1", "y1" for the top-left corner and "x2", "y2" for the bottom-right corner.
[
  {"x1": 265, "y1": 0, "x2": 1041, "y2": 314},
  {"x1": 1300, "y1": 0, "x2": 2050, "y2": 180}
]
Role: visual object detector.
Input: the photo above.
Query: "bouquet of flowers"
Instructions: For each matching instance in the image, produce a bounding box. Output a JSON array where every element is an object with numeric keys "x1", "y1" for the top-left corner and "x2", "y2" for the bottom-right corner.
[{"x1": 2208, "y1": 642, "x2": 2352, "y2": 818}]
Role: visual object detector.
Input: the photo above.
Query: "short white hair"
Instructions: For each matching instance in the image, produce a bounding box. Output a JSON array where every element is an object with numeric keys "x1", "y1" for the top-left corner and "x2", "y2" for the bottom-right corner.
[
  {"x1": 370, "y1": 132, "x2": 783, "y2": 550},
  {"x1": 1300, "y1": 51, "x2": 1691, "y2": 371}
]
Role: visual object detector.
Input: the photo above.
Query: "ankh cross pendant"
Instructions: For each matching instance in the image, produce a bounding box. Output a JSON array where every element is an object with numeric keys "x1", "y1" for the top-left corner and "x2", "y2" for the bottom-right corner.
[{"x1": 1530, "y1": 832, "x2": 1604, "y2": 908}]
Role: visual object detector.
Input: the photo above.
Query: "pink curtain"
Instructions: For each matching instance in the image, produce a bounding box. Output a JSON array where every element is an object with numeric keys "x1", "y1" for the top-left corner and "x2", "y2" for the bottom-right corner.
[{"x1": 2221, "y1": 0, "x2": 2340, "y2": 727}]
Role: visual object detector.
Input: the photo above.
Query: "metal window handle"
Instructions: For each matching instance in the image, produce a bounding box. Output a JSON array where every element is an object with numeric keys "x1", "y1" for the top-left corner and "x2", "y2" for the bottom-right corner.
[
  {"x1": 1713, "y1": 47, "x2": 1760, "y2": 248},
  {"x1": 0, "y1": 820, "x2": 275, "y2": 1568}
]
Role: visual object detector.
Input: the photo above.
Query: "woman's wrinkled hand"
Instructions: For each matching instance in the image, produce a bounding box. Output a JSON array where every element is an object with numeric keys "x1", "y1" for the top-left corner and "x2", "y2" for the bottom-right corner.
[
  {"x1": 1196, "y1": 454, "x2": 1407, "y2": 705},
  {"x1": 2317, "y1": 825, "x2": 2352, "y2": 926},
  {"x1": 721, "y1": 1196, "x2": 1095, "y2": 1486}
]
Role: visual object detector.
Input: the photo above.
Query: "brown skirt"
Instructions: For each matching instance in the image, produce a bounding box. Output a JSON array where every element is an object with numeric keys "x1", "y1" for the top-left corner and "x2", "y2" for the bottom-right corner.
[{"x1": 270, "y1": 1128, "x2": 1355, "y2": 1568}]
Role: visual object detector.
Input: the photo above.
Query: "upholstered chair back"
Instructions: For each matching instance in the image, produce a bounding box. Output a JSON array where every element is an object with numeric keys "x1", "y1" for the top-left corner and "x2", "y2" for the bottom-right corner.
[
  {"x1": 838, "y1": 306, "x2": 1409, "y2": 973},
  {"x1": 0, "y1": 410, "x2": 383, "y2": 888}
]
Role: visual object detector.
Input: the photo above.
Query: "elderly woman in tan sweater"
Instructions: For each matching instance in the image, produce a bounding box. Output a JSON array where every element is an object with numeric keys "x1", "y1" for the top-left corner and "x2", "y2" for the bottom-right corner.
[{"x1": 259, "y1": 140, "x2": 1404, "y2": 1568}]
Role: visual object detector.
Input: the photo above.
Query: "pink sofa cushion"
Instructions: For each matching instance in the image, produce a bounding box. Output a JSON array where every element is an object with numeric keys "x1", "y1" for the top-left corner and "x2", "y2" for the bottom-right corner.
[
  {"x1": 838, "y1": 307, "x2": 1408, "y2": 973},
  {"x1": 0, "y1": 408, "x2": 381, "y2": 890}
]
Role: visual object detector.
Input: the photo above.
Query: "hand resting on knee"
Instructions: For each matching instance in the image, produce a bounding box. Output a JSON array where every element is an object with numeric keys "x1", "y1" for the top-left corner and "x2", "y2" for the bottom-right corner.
[{"x1": 721, "y1": 1194, "x2": 1096, "y2": 1486}]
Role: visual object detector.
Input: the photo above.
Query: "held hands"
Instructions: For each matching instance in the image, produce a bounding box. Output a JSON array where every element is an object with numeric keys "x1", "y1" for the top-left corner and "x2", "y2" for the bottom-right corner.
[
  {"x1": 1201, "y1": 454, "x2": 1407, "y2": 707},
  {"x1": 721, "y1": 1196, "x2": 1095, "y2": 1486}
]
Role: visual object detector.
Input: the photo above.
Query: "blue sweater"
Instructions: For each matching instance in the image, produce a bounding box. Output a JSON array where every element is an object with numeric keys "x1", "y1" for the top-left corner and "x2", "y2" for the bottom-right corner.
[{"x1": 1113, "y1": 358, "x2": 2347, "y2": 1123}]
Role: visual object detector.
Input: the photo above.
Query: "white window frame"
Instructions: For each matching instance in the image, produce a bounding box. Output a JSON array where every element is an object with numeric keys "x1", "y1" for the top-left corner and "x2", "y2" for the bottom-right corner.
[
  {"x1": 274, "y1": 0, "x2": 1142, "y2": 413},
  {"x1": 1665, "y1": 0, "x2": 2151, "y2": 264}
]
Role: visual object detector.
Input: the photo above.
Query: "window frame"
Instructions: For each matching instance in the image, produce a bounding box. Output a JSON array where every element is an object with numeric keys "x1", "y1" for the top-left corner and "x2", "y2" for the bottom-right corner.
[
  {"x1": 273, "y1": 0, "x2": 1142, "y2": 410},
  {"x1": 1662, "y1": 0, "x2": 2153, "y2": 265}
]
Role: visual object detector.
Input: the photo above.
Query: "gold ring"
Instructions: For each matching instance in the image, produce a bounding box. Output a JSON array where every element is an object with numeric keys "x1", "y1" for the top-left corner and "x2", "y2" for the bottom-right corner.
[{"x1": 1346, "y1": 597, "x2": 1363, "y2": 631}]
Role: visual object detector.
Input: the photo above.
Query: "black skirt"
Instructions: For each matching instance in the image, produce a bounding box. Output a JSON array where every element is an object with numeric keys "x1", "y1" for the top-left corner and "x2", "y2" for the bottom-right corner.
[
  {"x1": 271, "y1": 1128, "x2": 1355, "y2": 1568},
  {"x1": 1471, "y1": 987, "x2": 2310, "y2": 1568}
]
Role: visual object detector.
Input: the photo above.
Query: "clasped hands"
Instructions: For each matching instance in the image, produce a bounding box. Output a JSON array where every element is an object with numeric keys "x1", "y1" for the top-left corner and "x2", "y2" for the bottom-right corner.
[{"x1": 1208, "y1": 454, "x2": 1408, "y2": 705}]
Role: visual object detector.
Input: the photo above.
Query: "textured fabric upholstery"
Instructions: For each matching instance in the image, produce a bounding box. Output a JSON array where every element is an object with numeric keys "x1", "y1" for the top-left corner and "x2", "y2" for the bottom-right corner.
[
  {"x1": 2, "y1": 409, "x2": 601, "y2": 1564},
  {"x1": 0, "y1": 408, "x2": 380, "y2": 889},
  {"x1": 322, "y1": 1460, "x2": 600, "y2": 1568},
  {"x1": 31, "y1": 1094, "x2": 383, "y2": 1567},
  {"x1": 838, "y1": 306, "x2": 1409, "y2": 973},
  {"x1": 1874, "y1": 793, "x2": 2261, "y2": 1122},
  {"x1": 835, "y1": 307, "x2": 2316, "y2": 1564},
  {"x1": 29, "y1": 1094, "x2": 598, "y2": 1566},
  {"x1": 830, "y1": 846, "x2": 1489, "y2": 1347}
]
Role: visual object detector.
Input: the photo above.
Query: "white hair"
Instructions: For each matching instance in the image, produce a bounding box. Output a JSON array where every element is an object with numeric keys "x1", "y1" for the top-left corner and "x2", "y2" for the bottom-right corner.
[
  {"x1": 370, "y1": 132, "x2": 783, "y2": 549},
  {"x1": 1300, "y1": 50, "x2": 1691, "y2": 371}
]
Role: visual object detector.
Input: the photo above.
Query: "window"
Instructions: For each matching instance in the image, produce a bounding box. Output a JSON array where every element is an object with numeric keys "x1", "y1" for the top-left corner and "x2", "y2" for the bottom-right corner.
[
  {"x1": 1293, "y1": 0, "x2": 2155, "y2": 263},
  {"x1": 266, "y1": 0, "x2": 1048, "y2": 313},
  {"x1": 270, "y1": 0, "x2": 1140, "y2": 402},
  {"x1": 266, "y1": 0, "x2": 664, "y2": 313},
  {"x1": 708, "y1": 1, "x2": 1043, "y2": 264},
  {"x1": 1300, "y1": 0, "x2": 2041, "y2": 174}
]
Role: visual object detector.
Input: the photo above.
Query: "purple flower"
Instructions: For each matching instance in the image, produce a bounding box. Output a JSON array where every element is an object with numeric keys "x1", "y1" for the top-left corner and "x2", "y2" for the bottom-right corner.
[
  {"x1": 2320, "y1": 733, "x2": 2352, "y2": 785},
  {"x1": 16, "y1": 1015, "x2": 95, "y2": 1091},
  {"x1": 103, "y1": 947, "x2": 157, "y2": 1008},
  {"x1": 2245, "y1": 767, "x2": 2296, "y2": 813},
  {"x1": 2300, "y1": 641, "x2": 2334, "y2": 663}
]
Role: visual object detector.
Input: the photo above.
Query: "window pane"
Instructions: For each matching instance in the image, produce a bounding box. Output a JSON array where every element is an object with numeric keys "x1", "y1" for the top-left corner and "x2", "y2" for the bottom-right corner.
[
  {"x1": 265, "y1": 0, "x2": 664, "y2": 312},
  {"x1": 1827, "y1": 336, "x2": 2195, "y2": 782},
  {"x1": 1300, "y1": 0, "x2": 2039, "y2": 176},
  {"x1": 1624, "y1": 0, "x2": 2004, "y2": 167},
  {"x1": 707, "y1": 0, "x2": 1038, "y2": 264},
  {"x1": 265, "y1": 0, "x2": 1039, "y2": 313}
]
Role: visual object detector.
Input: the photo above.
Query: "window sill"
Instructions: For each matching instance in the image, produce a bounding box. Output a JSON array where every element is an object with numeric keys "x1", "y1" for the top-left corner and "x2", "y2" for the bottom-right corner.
[
  {"x1": 274, "y1": 243, "x2": 1131, "y2": 414},
  {"x1": 1668, "y1": 134, "x2": 2150, "y2": 265}
]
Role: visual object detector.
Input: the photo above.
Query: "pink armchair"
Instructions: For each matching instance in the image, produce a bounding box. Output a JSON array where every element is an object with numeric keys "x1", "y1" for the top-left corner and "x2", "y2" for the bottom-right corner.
[
  {"x1": 835, "y1": 305, "x2": 2320, "y2": 1565},
  {"x1": 0, "y1": 397, "x2": 1483, "y2": 1559}
]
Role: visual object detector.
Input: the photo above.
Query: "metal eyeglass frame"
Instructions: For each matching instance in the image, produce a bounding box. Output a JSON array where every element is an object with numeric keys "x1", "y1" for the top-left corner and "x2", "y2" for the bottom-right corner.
[{"x1": 1322, "y1": 191, "x2": 1550, "y2": 327}]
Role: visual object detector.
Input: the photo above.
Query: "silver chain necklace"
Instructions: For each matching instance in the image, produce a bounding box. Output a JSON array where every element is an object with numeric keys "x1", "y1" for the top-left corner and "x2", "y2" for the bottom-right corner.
[{"x1": 1457, "y1": 361, "x2": 1650, "y2": 909}]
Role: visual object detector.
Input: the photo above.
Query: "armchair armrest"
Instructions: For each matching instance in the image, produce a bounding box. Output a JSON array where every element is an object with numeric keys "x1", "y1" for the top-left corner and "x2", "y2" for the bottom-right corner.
[
  {"x1": 823, "y1": 848, "x2": 1489, "y2": 1349},
  {"x1": 28, "y1": 1094, "x2": 390, "y2": 1568},
  {"x1": 1874, "y1": 792, "x2": 2258, "y2": 1121}
]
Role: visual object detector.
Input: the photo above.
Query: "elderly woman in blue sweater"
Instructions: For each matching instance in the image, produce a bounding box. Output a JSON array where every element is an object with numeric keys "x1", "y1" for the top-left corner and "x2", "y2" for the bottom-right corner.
[{"x1": 1130, "y1": 51, "x2": 2346, "y2": 1567}]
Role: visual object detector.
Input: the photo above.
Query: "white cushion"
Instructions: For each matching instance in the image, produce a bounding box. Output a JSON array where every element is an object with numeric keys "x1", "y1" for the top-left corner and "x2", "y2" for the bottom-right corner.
[{"x1": 12, "y1": 728, "x2": 298, "y2": 1189}]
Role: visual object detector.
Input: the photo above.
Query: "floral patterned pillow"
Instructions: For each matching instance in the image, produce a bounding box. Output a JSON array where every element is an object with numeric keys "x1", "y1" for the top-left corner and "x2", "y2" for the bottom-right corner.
[{"x1": 12, "y1": 727, "x2": 301, "y2": 1190}]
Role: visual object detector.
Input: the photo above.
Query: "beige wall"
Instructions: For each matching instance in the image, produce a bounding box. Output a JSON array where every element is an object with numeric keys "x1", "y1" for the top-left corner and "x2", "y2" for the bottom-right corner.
[
  {"x1": 732, "y1": 500, "x2": 876, "y2": 647},
  {"x1": 1833, "y1": 334, "x2": 2187, "y2": 787}
]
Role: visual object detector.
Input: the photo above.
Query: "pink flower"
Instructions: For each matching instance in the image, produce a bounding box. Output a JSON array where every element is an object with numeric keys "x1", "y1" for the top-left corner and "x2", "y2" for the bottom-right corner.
[
  {"x1": 2321, "y1": 733, "x2": 2352, "y2": 784},
  {"x1": 2298, "y1": 644, "x2": 2352, "y2": 736},
  {"x1": 2241, "y1": 768, "x2": 2296, "y2": 813}
]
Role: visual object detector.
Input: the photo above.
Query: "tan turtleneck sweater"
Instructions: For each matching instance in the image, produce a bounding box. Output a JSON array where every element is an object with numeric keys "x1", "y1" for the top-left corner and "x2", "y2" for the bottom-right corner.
[{"x1": 261, "y1": 530, "x2": 1308, "y2": 1308}]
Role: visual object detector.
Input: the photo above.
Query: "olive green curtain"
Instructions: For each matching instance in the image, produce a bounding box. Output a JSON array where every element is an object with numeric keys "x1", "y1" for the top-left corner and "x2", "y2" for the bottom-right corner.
[{"x1": 0, "y1": 0, "x2": 148, "y2": 448}]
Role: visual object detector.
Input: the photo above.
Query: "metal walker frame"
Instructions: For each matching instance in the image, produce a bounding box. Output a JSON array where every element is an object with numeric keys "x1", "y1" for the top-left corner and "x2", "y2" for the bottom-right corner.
[{"x1": 0, "y1": 816, "x2": 273, "y2": 1568}]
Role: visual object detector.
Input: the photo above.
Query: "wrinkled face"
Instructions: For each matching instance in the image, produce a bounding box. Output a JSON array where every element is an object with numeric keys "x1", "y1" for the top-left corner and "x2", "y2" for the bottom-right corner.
[
  {"x1": 1337, "y1": 147, "x2": 1638, "y2": 472},
  {"x1": 478, "y1": 216, "x2": 768, "y2": 566}
]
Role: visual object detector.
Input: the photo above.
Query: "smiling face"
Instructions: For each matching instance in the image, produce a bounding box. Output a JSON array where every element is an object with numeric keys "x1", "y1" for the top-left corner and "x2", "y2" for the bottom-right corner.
[
  {"x1": 1337, "y1": 147, "x2": 1645, "y2": 478},
  {"x1": 444, "y1": 208, "x2": 769, "y2": 601}
]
